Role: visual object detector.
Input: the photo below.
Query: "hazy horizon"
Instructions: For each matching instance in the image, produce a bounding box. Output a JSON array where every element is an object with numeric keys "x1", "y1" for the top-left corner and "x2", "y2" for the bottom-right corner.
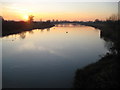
[{"x1": 0, "y1": 1, "x2": 118, "y2": 21}]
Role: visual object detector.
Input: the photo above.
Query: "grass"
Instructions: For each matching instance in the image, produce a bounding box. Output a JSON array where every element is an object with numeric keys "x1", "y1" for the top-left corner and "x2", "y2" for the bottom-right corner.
[{"x1": 74, "y1": 54, "x2": 119, "y2": 88}]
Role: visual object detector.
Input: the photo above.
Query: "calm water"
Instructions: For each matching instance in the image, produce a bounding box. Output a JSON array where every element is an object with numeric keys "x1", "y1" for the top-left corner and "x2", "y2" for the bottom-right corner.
[{"x1": 2, "y1": 24, "x2": 108, "y2": 88}]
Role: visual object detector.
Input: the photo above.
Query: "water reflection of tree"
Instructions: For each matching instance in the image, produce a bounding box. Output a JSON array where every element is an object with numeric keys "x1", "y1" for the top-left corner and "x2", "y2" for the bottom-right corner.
[
  {"x1": 41, "y1": 29, "x2": 44, "y2": 32},
  {"x1": 19, "y1": 30, "x2": 34, "y2": 39},
  {"x1": 28, "y1": 30, "x2": 34, "y2": 34},
  {"x1": 19, "y1": 32, "x2": 26, "y2": 39},
  {"x1": 47, "y1": 28, "x2": 50, "y2": 31}
]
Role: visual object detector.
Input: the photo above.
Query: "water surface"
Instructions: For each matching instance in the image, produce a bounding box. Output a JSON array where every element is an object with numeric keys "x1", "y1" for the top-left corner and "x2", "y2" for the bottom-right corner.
[{"x1": 2, "y1": 24, "x2": 108, "y2": 88}]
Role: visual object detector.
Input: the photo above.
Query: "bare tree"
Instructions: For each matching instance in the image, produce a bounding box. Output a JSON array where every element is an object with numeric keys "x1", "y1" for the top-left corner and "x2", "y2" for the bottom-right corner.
[
  {"x1": 107, "y1": 14, "x2": 118, "y2": 21},
  {"x1": 28, "y1": 15, "x2": 34, "y2": 23},
  {"x1": 0, "y1": 16, "x2": 4, "y2": 21}
]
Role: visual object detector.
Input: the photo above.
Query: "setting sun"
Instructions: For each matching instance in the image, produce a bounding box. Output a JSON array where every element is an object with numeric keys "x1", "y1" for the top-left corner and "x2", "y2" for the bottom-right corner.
[{"x1": 23, "y1": 15, "x2": 29, "y2": 21}]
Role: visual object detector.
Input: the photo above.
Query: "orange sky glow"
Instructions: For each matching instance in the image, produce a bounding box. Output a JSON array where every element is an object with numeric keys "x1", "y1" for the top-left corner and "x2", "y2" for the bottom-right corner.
[{"x1": 0, "y1": 1, "x2": 118, "y2": 21}]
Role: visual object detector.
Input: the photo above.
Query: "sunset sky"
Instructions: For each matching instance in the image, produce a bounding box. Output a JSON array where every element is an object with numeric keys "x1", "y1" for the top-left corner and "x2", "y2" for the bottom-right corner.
[{"x1": 0, "y1": 0, "x2": 118, "y2": 21}]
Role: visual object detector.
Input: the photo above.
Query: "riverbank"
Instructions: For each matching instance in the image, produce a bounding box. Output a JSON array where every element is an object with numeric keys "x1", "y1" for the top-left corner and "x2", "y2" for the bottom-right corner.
[
  {"x1": 80, "y1": 21, "x2": 119, "y2": 41},
  {"x1": 74, "y1": 54, "x2": 119, "y2": 88},
  {"x1": 2, "y1": 21, "x2": 55, "y2": 37},
  {"x1": 74, "y1": 21, "x2": 120, "y2": 88}
]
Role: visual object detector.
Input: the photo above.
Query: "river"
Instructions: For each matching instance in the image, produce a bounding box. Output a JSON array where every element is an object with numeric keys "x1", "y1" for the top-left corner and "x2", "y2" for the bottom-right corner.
[{"x1": 2, "y1": 24, "x2": 108, "y2": 88}]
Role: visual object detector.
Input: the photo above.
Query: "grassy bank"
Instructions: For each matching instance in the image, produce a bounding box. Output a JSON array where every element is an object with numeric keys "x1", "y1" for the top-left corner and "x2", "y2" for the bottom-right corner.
[
  {"x1": 74, "y1": 21, "x2": 120, "y2": 88},
  {"x1": 2, "y1": 20, "x2": 54, "y2": 37},
  {"x1": 74, "y1": 54, "x2": 119, "y2": 88},
  {"x1": 80, "y1": 21, "x2": 119, "y2": 41}
]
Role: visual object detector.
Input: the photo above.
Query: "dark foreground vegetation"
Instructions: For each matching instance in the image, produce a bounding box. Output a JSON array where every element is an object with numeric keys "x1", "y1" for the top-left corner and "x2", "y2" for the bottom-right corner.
[
  {"x1": 74, "y1": 18, "x2": 120, "y2": 88},
  {"x1": 1, "y1": 16, "x2": 54, "y2": 36},
  {"x1": 74, "y1": 54, "x2": 119, "y2": 88}
]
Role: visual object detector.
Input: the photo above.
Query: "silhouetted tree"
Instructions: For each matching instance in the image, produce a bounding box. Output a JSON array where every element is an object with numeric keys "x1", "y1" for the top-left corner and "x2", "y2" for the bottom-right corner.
[
  {"x1": 52, "y1": 19, "x2": 55, "y2": 22},
  {"x1": 46, "y1": 20, "x2": 51, "y2": 23},
  {"x1": 40, "y1": 19, "x2": 42, "y2": 22},
  {"x1": 28, "y1": 15, "x2": 34, "y2": 23},
  {"x1": 0, "y1": 16, "x2": 4, "y2": 21},
  {"x1": 107, "y1": 14, "x2": 118, "y2": 21},
  {"x1": 56, "y1": 20, "x2": 58, "y2": 22},
  {"x1": 95, "y1": 19, "x2": 100, "y2": 22}
]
